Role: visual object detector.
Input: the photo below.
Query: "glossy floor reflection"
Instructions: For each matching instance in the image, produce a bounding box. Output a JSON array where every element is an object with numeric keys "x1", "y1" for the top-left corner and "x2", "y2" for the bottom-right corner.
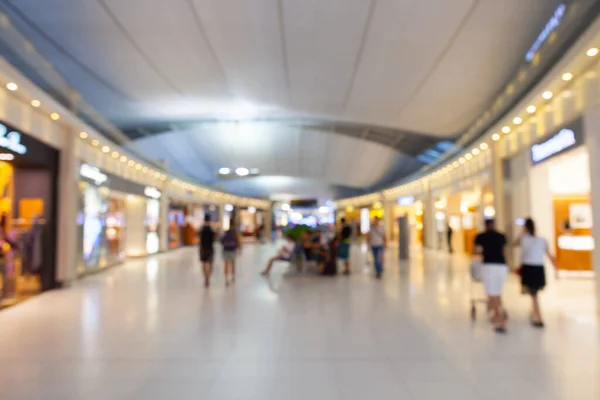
[{"x1": 0, "y1": 243, "x2": 598, "y2": 400}]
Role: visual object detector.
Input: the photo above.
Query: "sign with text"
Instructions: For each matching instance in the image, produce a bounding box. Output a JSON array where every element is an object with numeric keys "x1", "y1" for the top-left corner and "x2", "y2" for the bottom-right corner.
[
  {"x1": 530, "y1": 118, "x2": 583, "y2": 165},
  {"x1": 0, "y1": 122, "x2": 27, "y2": 154}
]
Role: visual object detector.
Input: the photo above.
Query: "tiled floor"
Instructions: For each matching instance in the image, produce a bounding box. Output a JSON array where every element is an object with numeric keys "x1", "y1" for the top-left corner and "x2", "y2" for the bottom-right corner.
[{"x1": 0, "y1": 242, "x2": 598, "y2": 399}]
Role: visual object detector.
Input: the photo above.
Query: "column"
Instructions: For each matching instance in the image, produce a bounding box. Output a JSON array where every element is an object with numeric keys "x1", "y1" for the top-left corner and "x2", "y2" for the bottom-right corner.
[
  {"x1": 264, "y1": 203, "x2": 273, "y2": 243},
  {"x1": 583, "y1": 107, "x2": 600, "y2": 312},
  {"x1": 218, "y1": 203, "x2": 225, "y2": 231},
  {"x1": 383, "y1": 201, "x2": 395, "y2": 242},
  {"x1": 490, "y1": 143, "x2": 506, "y2": 235},
  {"x1": 423, "y1": 180, "x2": 436, "y2": 249},
  {"x1": 55, "y1": 129, "x2": 79, "y2": 286},
  {"x1": 159, "y1": 181, "x2": 169, "y2": 252}
]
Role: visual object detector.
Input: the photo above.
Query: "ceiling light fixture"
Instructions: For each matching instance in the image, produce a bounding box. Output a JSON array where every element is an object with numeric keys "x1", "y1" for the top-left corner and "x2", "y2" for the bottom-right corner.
[
  {"x1": 562, "y1": 72, "x2": 573, "y2": 81},
  {"x1": 526, "y1": 105, "x2": 537, "y2": 114},
  {"x1": 492, "y1": 133, "x2": 501, "y2": 141},
  {"x1": 91, "y1": 139, "x2": 99, "y2": 147},
  {"x1": 513, "y1": 117, "x2": 523, "y2": 125},
  {"x1": 587, "y1": 47, "x2": 599, "y2": 57},
  {"x1": 79, "y1": 131, "x2": 88, "y2": 139},
  {"x1": 249, "y1": 168, "x2": 260, "y2": 174},
  {"x1": 480, "y1": 143, "x2": 488, "y2": 150},
  {"x1": 472, "y1": 148, "x2": 480, "y2": 156},
  {"x1": 31, "y1": 99, "x2": 41, "y2": 107},
  {"x1": 111, "y1": 151, "x2": 119, "y2": 158},
  {"x1": 101, "y1": 146, "x2": 110, "y2": 153},
  {"x1": 459, "y1": 157, "x2": 466, "y2": 164},
  {"x1": 502, "y1": 126, "x2": 511, "y2": 134},
  {"x1": 128, "y1": 160, "x2": 135, "y2": 167},
  {"x1": 218, "y1": 167, "x2": 231, "y2": 175},
  {"x1": 6, "y1": 82, "x2": 18, "y2": 91},
  {"x1": 135, "y1": 164, "x2": 142, "y2": 171},
  {"x1": 452, "y1": 161, "x2": 459, "y2": 168},
  {"x1": 142, "y1": 166, "x2": 148, "y2": 173},
  {"x1": 120, "y1": 155, "x2": 127, "y2": 163},
  {"x1": 542, "y1": 91, "x2": 553, "y2": 100},
  {"x1": 281, "y1": 203, "x2": 290, "y2": 211},
  {"x1": 50, "y1": 112, "x2": 60, "y2": 120},
  {"x1": 465, "y1": 153, "x2": 473, "y2": 160},
  {"x1": 235, "y1": 167, "x2": 249, "y2": 177}
]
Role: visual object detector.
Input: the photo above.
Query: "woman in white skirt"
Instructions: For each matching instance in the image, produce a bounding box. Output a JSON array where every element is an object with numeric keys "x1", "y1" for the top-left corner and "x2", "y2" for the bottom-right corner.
[{"x1": 474, "y1": 219, "x2": 509, "y2": 333}]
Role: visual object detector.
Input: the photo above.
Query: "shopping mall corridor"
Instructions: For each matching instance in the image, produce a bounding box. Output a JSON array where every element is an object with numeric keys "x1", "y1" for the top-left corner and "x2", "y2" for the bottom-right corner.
[{"x1": 0, "y1": 243, "x2": 598, "y2": 400}]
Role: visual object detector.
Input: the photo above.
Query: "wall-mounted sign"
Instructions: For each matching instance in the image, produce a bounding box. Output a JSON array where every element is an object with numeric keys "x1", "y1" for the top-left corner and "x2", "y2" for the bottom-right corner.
[
  {"x1": 80, "y1": 163, "x2": 108, "y2": 185},
  {"x1": 0, "y1": 123, "x2": 27, "y2": 154},
  {"x1": 397, "y1": 196, "x2": 414, "y2": 206},
  {"x1": 525, "y1": 3, "x2": 566, "y2": 62},
  {"x1": 144, "y1": 186, "x2": 162, "y2": 199},
  {"x1": 531, "y1": 119, "x2": 583, "y2": 165}
]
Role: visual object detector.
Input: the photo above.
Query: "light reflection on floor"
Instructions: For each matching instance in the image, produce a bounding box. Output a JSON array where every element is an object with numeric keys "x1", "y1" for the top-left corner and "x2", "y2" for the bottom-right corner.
[{"x1": 0, "y1": 243, "x2": 597, "y2": 400}]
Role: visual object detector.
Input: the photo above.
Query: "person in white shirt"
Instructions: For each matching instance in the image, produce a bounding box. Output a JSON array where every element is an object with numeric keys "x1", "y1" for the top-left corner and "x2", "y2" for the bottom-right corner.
[
  {"x1": 367, "y1": 216, "x2": 386, "y2": 279},
  {"x1": 513, "y1": 218, "x2": 556, "y2": 328},
  {"x1": 261, "y1": 235, "x2": 296, "y2": 276}
]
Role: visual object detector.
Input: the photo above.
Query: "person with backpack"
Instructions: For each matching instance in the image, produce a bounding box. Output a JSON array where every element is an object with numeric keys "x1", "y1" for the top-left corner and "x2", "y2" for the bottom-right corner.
[
  {"x1": 199, "y1": 214, "x2": 216, "y2": 287},
  {"x1": 221, "y1": 220, "x2": 241, "y2": 285}
]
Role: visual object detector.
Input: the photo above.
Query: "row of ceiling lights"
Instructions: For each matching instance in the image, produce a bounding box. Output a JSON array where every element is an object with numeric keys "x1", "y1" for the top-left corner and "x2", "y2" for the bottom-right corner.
[
  {"x1": 385, "y1": 46, "x2": 600, "y2": 198},
  {"x1": 218, "y1": 167, "x2": 260, "y2": 177},
  {"x1": 4, "y1": 78, "x2": 268, "y2": 208}
]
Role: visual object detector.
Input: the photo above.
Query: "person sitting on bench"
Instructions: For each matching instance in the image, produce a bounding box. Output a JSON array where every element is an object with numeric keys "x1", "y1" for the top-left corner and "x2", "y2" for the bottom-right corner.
[{"x1": 261, "y1": 235, "x2": 296, "y2": 276}]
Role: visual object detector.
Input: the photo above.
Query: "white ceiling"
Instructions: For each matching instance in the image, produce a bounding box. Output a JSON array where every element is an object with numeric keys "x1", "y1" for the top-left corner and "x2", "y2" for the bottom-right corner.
[
  {"x1": 1, "y1": 0, "x2": 564, "y2": 199},
  {"x1": 131, "y1": 122, "x2": 404, "y2": 189},
  {"x1": 3, "y1": 0, "x2": 563, "y2": 135}
]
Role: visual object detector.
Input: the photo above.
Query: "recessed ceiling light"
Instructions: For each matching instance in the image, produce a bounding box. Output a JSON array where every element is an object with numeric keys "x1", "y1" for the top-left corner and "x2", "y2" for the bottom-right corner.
[
  {"x1": 142, "y1": 166, "x2": 148, "y2": 173},
  {"x1": 219, "y1": 167, "x2": 231, "y2": 175},
  {"x1": 452, "y1": 161, "x2": 459, "y2": 168},
  {"x1": 502, "y1": 126, "x2": 511, "y2": 134},
  {"x1": 30, "y1": 99, "x2": 41, "y2": 107},
  {"x1": 6, "y1": 82, "x2": 18, "y2": 91},
  {"x1": 526, "y1": 105, "x2": 537, "y2": 114},
  {"x1": 480, "y1": 143, "x2": 488, "y2": 150},
  {"x1": 465, "y1": 153, "x2": 473, "y2": 160},
  {"x1": 542, "y1": 91, "x2": 553, "y2": 100},
  {"x1": 459, "y1": 158, "x2": 466, "y2": 164},
  {"x1": 513, "y1": 117, "x2": 522, "y2": 125},
  {"x1": 120, "y1": 155, "x2": 127, "y2": 163},
  {"x1": 135, "y1": 163, "x2": 142, "y2": 170},
  {"x1": 472, "y1": 148, "x2": 480, "y2": 156},
  {"x1": 154, "y1": 172, "x2": 161, "y2": 178},
  {"x1": 50, "y1": 112, "x2": 60, "y2": 120},
  {"x1": 587, "y1": 47, "x2": 599, "y2": 57},
  {"x1": 91, "y1": 139, "x2": 99, "y2": 147},
  {"x1": 562, "y1": 72, "x2": 573, "y2": 81},
  {"x1": 101, "y1": 145, "x2": 110, "y2": 153},
  {"x1": 281, "y1": 203, "x2": 290, "y2": 211},
  {"x1": 128, "y1": 160, "x2": 135, "y2": 167},
  {"x1": 79, "y1": 131, "x2": 88, "y2": 139},
  {"x1": 249, "y1": 168, "x2": 260, "y2": 174},
  {"x1": 111, "y1": 151, "x2": 119, "y2": 158},
  {"x1": 492, "y1": 133, "x2": 500, "y2": 141},
  {"x1": 235, "y1": 167, "x2": 249, "y2": 176}
]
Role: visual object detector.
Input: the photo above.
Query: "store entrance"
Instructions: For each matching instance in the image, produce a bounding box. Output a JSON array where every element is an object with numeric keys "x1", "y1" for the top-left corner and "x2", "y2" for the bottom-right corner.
[{"x1": 0, "y1": 123, "x2": 59, "y2": 308}]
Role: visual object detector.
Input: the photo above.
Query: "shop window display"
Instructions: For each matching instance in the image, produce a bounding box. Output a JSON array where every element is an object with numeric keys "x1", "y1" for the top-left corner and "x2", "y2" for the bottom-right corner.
[{"x1": 0, "y1": 120, "x2": 59, "y2": 308}]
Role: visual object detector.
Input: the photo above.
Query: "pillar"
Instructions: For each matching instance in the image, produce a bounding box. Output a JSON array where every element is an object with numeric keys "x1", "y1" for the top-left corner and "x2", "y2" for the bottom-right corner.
[
  {"x1": 218, "y1": 203, "x2": 225, "y2": 231},
  {"x1": 583, "y1": 107, "x2": 600, "y2": 312},
  {"x1": 490, "y1": 143, "x2": 506, "y2": 235},
  {"x1": 55, "y1": 129, "x2": 79, "y2": 286},
  {"x1": 423, "y1": 180, "x2": 436, "y2": 249},
  {"x1": 264, "y1": 203, "x2": 273, "y2": 242},
  {"x1": 158, "y1": 181, "x2": 169, "y2": 252},
  {"x1": 383, "y1": 201, "x2": 395, "y2": 242}
]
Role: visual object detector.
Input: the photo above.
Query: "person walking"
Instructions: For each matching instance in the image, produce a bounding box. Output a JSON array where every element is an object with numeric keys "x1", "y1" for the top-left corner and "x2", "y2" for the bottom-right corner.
[
  {"x1": 221, "y1": 219, "x2": 241, "y2": 285},
  {"x1": 447, "y1": 224, "x2": 453, "y2": 253},
  {"x1": 367, "y1": 216, "x2": 386, "y2": 279},
  {"x1": 199, "y1": 215, "x2": 216, "y2": 287},
  {"x1": 338, "y1": 218, "x2": 352, "y2": 275},
  {"x1": 474, "y1": 219, "x2": 509, "y2": 333},
  {"x1": 514, "y1": 218, "x2": 555, "y2": 328}
]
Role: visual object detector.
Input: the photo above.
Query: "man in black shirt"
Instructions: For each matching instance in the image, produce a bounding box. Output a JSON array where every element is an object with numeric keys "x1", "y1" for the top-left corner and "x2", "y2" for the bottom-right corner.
[
  {"x1": 199, "y1": 215, "x2": 216, "y2": 287},
  {"x1": 474, "y1": 219, "x2": 509, "y2": 333}
]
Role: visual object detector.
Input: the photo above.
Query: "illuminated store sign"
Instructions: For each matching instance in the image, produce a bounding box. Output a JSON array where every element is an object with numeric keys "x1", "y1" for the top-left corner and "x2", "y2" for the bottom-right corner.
[
  {"x1": 80, "y1": 163, "x2": 108, "y2": 185},
  {"x1": 144, "y1": 186, "x2": 162, "y2": 199},
  {"x1": 0, "y1": 123, "x2": 27, "y2": 154},
  {"x1": 525, "y1": 4, "x2": 566, "y2": 62},
  {"x1": 531, "y1": 128, "x2": 580, "y2": 164},
  {"x1": 397, "y1": 196, "x2": 414, "y2": 206}
]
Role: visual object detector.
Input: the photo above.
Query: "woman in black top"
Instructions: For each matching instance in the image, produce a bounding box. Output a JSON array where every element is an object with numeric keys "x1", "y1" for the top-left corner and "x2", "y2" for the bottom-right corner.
[
  {"x1": 199, "y1": 215, "x2": 216, "y2": 287},
  {"x1": 474, "y1": 219, "x2": 509, "y2": 333}
]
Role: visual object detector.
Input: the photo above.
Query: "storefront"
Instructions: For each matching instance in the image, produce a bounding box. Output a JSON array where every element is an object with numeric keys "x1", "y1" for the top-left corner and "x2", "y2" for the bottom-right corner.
[
  {"x1": 168, "y1": 201, "x2": 203, "y2": 247},
  {"x1": 391, "y1": 195, "x2": 422, "y2": 247},
  {"x1": 526, "y1": 119, "x2": 593, "y2": 276},
  {"x1": 0, "y1": 119, "x2": 59, "y2": 307},
  {"x1": 77, "y1": 164, "x2": 162, "y2": 273}
]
